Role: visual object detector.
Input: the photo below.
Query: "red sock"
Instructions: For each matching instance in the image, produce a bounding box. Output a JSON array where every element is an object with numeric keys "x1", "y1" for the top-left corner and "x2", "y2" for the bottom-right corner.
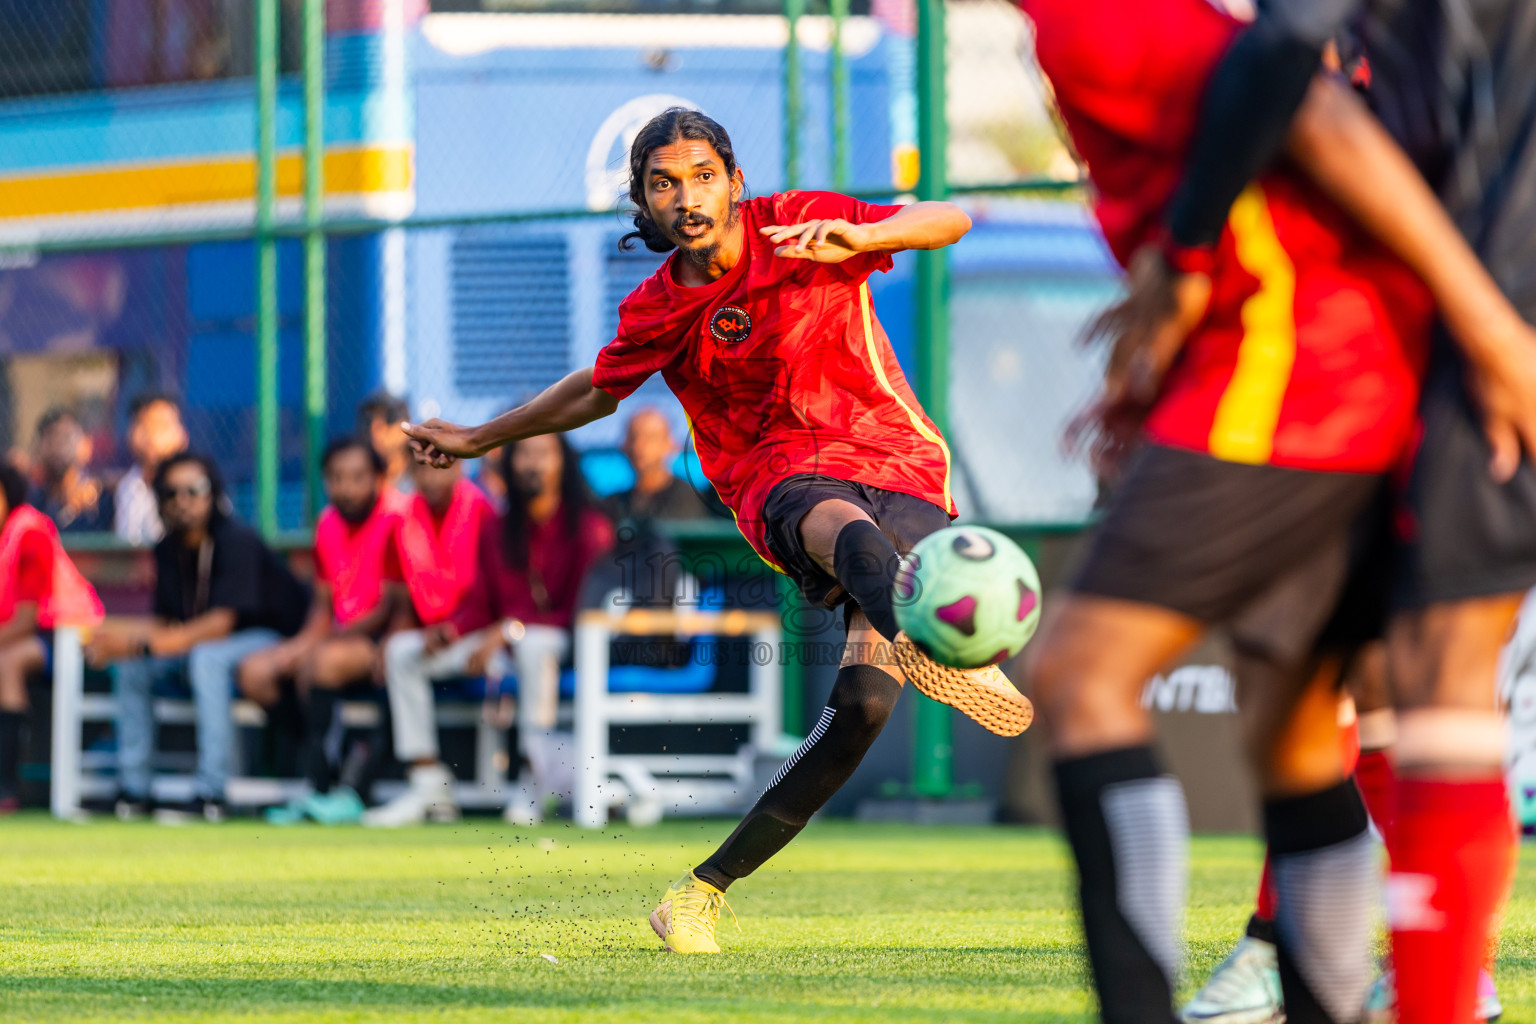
[
  {"x1": 1389, "y1": 777, "x2": 1514, "y2": 1024},
  {"x1": 1254, "y1": 854, "x2": 1277, "y2": 923},
  {"x1": 1355, "y1": 749, "x2": 1397, "y2": 849},
  {"x1": 1341, "y1": 715, "x2": 1361, "y2": 774}
]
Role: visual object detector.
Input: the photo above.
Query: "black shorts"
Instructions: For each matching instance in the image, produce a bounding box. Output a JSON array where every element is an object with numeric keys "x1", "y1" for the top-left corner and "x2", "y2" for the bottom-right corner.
[
  {"x1": 761, "y1": 473, "x2": 952, "y2": 617},
  {"x1": 1071, "y1": 445, "x2": 1383, "y2": 670},
  {"x1": 1393, "y1": 340, "x2": 1536, "y2": 608}
]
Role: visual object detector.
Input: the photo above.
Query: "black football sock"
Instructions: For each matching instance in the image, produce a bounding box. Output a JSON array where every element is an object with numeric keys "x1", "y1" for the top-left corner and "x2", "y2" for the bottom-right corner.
[
  {"x1": 1055, "y1": 746, "x2": 1187, "y2": 1024},
  {"x1": 304, "y1": 688, "x2": 340, "y2": 794},
  {"x1": 1246, "y1": 912, "x2": 1278, "y2": 944},
  {"x1": 1266, "y1": 780, "x2": 1374, "y2": 1024},
  {"x1": 832, "y1": 520, "x2": 903, "y2": 643},
  {"x1": 340, "y1": 699, "x2": 390, "y2": 804},
  {"x1": 264, "y1": 683, "x2": 305, "y2": 774},
  {"x1": 695, "y1": 664, "x2": 901, "y2": 891},
  {"x1": 0, "y1": 710, "x2": 23, "y2": 798}
]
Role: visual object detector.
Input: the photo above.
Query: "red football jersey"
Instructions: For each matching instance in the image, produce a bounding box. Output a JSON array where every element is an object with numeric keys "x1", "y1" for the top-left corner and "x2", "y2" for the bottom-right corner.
[
  {"x1": 1025, "y1": 0, "x2": 1432, "y2": 473},
  {"x1": 593, "y1": 192, "x2": 956, "y2": 567}
]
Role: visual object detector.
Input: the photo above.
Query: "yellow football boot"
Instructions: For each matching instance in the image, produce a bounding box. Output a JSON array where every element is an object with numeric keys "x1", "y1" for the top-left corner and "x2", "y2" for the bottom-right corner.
[
  {"x1": 649, "y1": 871, "x2": 737, "y2": 953},
  {"x1": 893, "y1": 631, "x2": 1034, "y2": 737}
]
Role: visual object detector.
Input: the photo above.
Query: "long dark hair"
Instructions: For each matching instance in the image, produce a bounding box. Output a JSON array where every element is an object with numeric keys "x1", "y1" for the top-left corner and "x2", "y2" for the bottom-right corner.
[
  {"x1": 497, "y1": 434, "x2": 594, "y2": 570},
  {"x1": 618, "y1": 107, "x2": 740, "y2": 254}
]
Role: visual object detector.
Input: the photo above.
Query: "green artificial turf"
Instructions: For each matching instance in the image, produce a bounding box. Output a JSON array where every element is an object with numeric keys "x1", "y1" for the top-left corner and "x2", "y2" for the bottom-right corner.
[{"x1": 2, "y1": 815, "x2": 1534, "y2": 1022}]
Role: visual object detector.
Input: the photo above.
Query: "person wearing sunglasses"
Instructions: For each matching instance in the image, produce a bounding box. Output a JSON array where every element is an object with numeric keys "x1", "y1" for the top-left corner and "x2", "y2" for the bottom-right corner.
[{"x1": 88, "y1": 452, "x2": 310, "y2": 822}]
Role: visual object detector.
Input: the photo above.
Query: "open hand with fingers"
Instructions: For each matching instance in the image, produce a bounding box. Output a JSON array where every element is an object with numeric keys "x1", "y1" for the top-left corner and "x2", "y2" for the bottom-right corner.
[
  {"x1": 402, "y1": 419, "x2": 482, "y2": 468},
  {"x1": 760, "y1": 219, "x2": 875, "y2": 263},
  {"x1": 1463, "y1": 322, "x2": 1536, "y2": 482}
]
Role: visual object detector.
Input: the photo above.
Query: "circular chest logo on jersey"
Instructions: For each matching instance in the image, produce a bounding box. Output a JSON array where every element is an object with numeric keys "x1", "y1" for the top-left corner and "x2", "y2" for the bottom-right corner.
[{"x1": 710, "y1": 306, "x2": 752, "y2": 343}]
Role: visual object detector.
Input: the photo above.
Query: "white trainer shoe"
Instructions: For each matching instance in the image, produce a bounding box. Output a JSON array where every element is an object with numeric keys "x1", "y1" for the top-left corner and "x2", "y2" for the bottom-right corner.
[
  {"x1": 1181, "y1": 935, "x2": 1286, "y2": 1024},
  {"x1": 361, "y1": 764, "x2": 460, "y2": 827}
]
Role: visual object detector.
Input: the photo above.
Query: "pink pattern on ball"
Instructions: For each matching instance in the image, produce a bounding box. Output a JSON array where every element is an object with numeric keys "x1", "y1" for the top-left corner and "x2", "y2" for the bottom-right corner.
[
  {"x1": 1017, "y1": 581, "x2": 1038, "y2": 622},
  {"x1": 936, "y1": 595, "x2": 978, "y2": 636}
]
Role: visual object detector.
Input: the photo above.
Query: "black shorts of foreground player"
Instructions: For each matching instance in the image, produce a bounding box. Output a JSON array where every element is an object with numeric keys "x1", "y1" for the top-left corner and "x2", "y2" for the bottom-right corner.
[{"x1": 402, "y1": 107, "x2": 1031, "y2": 954}]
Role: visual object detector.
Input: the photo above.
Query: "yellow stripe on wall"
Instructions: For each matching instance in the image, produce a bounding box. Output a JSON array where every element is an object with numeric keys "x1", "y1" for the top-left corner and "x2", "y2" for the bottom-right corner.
[
  {"x1": 857, "y1": 282, "x2": 954, "y2": 510},
  {"x1": 1208, "y1": 183, "x2": 1297, "y2": 464},
  {"x1": 0, "y1": 145, "x2": 413, "y2": 220}
]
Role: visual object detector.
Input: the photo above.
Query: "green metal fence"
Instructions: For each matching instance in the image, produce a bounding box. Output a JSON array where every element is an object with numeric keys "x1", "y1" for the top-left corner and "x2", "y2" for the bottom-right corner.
[{"x1": 0, "y1": 0, "x2": 1102, "y2": 798}]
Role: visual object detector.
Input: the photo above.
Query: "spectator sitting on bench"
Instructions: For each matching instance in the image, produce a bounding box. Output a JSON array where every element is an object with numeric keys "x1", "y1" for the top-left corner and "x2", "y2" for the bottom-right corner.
[
  {"x1": 358, "y1": 457, "x2": 496, "y2": 826},
  {"x1": 239, "y1": 438, "x2": 406, "y2": 825},
  {"x1": 114, "y1": 392, "x2": 189, "y2": 546},
  {"x1": 0, "y1": 461, "x2": 103, "y2": 813},
  {"x1": 364, "y1": 433, "x2": 613, "y2": 828},
  {"x1": 604, "y1": 407, "x2": 714, "y2": 522},
  {"x1": 89, "y1": 453, "x2": 309, "y2": 823},
  {"x1": 357, "y1": 392, "x2": 414, "y2": 496},
  {"x1": 30, "y1": 407, "x2": 113, "y2": 534}
]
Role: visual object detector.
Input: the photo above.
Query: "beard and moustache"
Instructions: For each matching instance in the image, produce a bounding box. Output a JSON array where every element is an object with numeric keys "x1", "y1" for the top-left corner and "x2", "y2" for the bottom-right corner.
[
  {"x1": 334, "y1": 491, "x2": 379, "y2": 526},
  {"x1": 672, "y1": 201, "x2": 740, "y2": 268}
]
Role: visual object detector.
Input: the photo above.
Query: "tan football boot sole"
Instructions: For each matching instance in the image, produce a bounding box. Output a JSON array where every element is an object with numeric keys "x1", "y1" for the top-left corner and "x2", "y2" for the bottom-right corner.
[
  {"x1": 648, "y1": 906, "x2": 675, "y2": 951},
  {"x1": 893, "y1": 632, "x2": 1034, "y2": 737},
  {"x1": 649, "y1": 901, "x2": 719, "y2": 954}
]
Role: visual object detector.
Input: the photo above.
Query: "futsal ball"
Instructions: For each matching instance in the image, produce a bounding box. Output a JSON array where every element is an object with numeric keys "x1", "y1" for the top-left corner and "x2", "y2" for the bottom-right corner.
[{"x1": 892, "y1": 526, "x2": 1042, "y2": 668}]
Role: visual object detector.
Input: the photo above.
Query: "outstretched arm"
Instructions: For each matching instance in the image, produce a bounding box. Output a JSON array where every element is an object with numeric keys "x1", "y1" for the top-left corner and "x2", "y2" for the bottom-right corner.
[
  {"x1": 403, "y1": 366, "x2": 619, "y2": 468},
  {"x1": 761, "y1": 201, "x2": 972, "y2": 262}
]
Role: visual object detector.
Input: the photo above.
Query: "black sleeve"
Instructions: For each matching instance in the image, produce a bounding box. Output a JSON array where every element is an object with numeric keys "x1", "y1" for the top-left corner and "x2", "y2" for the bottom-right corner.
[
  {"x1": 151, "y1": 543, "x2": 180, "y2": 620},
  {"x1": 206, "y1": 524, "x2": 264, "y2": 616},
  {"x1": 1164, "y1": 0, "x2": 1360, "y2": 249}
]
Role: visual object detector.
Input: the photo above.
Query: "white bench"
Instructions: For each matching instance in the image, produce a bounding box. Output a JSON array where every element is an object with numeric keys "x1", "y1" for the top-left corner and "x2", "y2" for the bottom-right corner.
[
  {"x1": 49, "y1": 610, "x2": 788, "y2": 825},
  {"x1": 572, "y1": 606, "x2": 783, "y2": 828},
  {"x1": 46, "y1": 625, "x2": 516, "y2": 814}
]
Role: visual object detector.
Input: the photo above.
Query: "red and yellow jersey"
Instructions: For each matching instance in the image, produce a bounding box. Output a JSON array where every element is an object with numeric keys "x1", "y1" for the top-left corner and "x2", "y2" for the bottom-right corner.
[
  {"x1": 1024, "y1": 0, "x2": 1432, "y2": 473},
  {"x1": 593, "y1": 191, "x2": 956, "y2": 567}
]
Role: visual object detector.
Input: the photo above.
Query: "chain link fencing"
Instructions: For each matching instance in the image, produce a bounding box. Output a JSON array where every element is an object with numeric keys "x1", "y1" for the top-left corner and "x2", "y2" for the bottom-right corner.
[{"x1": 0, "y1": 0, "x2": 1109, "y2": 541}]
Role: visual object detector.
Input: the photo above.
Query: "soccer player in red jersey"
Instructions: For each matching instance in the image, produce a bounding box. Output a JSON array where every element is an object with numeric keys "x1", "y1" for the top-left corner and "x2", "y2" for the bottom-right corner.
[{"x1": 402, "y1": 107, "x2": 1032, "y2": 953}]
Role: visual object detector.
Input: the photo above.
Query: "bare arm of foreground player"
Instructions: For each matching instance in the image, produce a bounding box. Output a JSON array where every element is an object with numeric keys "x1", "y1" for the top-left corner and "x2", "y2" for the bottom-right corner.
[{"x1": 1286, "y1": 75, "x2": 1536, "y2": 481}]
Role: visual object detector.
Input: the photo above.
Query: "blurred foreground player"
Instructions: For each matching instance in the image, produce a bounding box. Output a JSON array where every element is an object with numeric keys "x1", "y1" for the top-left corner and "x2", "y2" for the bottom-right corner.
[
  {"x1": 1102, "y1": 1, "x2": 1536, "y2": 1022},
  {"x1": 1019, "y1": 0, "x2": 1536, "y2": 1020},
  {"x1": 403, "y1": 107, "x2": 1030, "y2": 954}
]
